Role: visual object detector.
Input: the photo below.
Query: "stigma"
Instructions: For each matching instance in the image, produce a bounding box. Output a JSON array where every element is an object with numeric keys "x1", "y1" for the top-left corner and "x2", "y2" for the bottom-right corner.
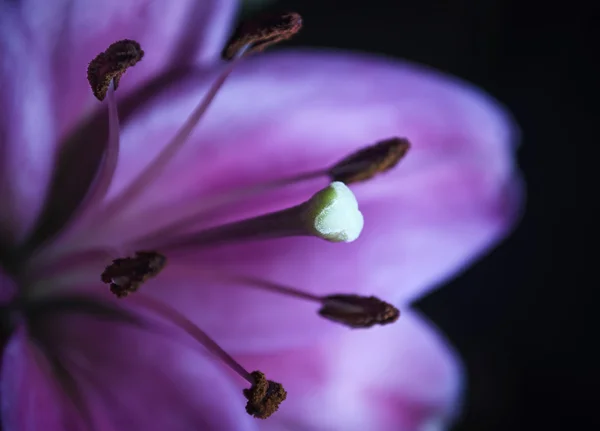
[{"x1": 305, "y1": 181, "x2": 364, "y2": 242}]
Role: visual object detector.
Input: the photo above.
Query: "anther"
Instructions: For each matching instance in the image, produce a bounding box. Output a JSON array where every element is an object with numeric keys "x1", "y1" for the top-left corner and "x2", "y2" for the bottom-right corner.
[
  {"x1": 87, "y1": 39, "x2": 144, "y2": 101},
  {"x1": 318, "y1": 294, "x2": 400, "y2": 329},
  {"x1": 244, "y1": 371, "x2": 287, "y2": 419},
  {"x1": 329, "y1": 137, "x2": 411, "y2": 185},
  {"x1": 100, "y1": 251, "x2": 166, "y2": 298},
  {"x1": 223, "y1": 12, "x2": 302, "y2": 60}
]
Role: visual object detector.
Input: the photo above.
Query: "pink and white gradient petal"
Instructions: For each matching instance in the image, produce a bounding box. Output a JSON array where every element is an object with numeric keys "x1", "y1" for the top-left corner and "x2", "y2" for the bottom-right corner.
[
  {"x1": 1, "y1": 317, "x2": 257, "y2": 431},
  {"x1": 241, "y1": 310, "x2": 463, "y2": 431},
  {"x1": 0, "y1": 0, "x2": 238, "y2": 139},
  {"x1": 35, "y1": 50, "x2": 520, "y2": 350}
]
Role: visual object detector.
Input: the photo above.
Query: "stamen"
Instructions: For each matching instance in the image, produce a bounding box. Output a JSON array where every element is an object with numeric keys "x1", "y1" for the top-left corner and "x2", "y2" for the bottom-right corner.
[
  {"x1": 318, "y1": 294, "x2": 400, "y2": 329},
  {"x1": 244, "y1": 371, "x2": 287, "y2": 419},
  {"x1": 29, "y1": 42, "x2": 139, "y2": 255},
  {"x1": 87, "y1": 39, "x2": 144, "y2": 101},
  {"x1": 34, "y1": 247, "x2": 118, "y2": 280},
  {"x1": 329, "y1": 137, "x2": 411, "y2": 185},
  {"x1": 95, "y1": 45, "x2": 250, "y2": 225},
  {"x1": 100, "y1": 251, "x2": 166, "y2": 298},
  {"x1": 156, "y1": 182, "x2": 363, "y2": 252},
  {"x1": 90, "y1": 15, "x2": 301, "y2": 226},
  {"x1": 128, "y1": 294, "x2": 286, "y2": 419},
  {"x1": 92, "y1": 82, "x2": 121, "y2": 202},
  {"x1": 163, "y1": 267, "x2": 400, "y2": 330},
  {"x1": 223, "y1": 12, "x2": 302, "y2": 60},
  {"x1": 69, "y1": 81, "x2": 122, "y2": 226}
]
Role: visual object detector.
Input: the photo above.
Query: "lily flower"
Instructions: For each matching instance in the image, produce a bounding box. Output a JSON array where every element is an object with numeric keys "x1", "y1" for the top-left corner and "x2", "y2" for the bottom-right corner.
[{"x1": 0, "y1": 0, "x2": 521, "y2": 430}]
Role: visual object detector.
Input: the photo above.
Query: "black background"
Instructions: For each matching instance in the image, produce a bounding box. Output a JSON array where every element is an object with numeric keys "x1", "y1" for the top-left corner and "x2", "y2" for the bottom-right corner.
[{"x1": 256, "y1": 0, "x2": 583, "y2": 430}]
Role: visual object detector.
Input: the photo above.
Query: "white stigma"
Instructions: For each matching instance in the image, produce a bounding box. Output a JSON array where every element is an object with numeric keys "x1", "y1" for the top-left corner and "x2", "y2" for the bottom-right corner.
[{"x1": 304, "y1": 182, "x2": 364, "y2": 243}]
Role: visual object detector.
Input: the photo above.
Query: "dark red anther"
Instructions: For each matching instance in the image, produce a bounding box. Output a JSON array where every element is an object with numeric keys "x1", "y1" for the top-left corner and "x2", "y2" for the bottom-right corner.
[
  {"x1": 101, "y1": 251, "x2": 166, "y2": 298},
  {"x1": 87, "y1": 39, "x2": 144, "y2": 101},
  {"x1": 319, "y1": 294, "x2": 400, "y2": 329},
  {"x1": 223, "y1": 12, "x2": 302, "y2": 60},
  {"x1": 329, "y1": 138, "x2": 411, "y2": 185}
]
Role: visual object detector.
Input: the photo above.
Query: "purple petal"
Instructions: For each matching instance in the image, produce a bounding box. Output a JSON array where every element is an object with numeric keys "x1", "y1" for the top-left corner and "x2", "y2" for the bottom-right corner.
[
  {"x1": 1, "y1": 319, "x2": 255, "y2": 431},
  {"x1": 68, "y1": 50, "x2": 521, "y2": 247},
  {"x1": 50, "y1": 51, "x2": 521, "y2": 350},
  {"x1": 0, "y1": 0, "x2": 237, "y2": 141},
  {"x1": 103, "y1": 50, "x2": 518, "y2": 208},
  {"x1": 0, "y1": 18, "x2": 56, "y2": 245},
  {"x1": 1, "y1": 328, "x2": 65, "y2": 430},
  {"x1": 241, "y1": 311, "x2": 463, "y2": 431},
  {"x1": 149, "y1": 154, "x2": 518, "y2": 352},
  {"x1": 0, "y1": 0, "x2": 236, "y2": 247}
]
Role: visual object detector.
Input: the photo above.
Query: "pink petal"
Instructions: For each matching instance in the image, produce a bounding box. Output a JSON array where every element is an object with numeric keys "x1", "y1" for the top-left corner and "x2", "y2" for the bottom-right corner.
[
  {"x1": 48, "y1": 51, "x2": 521, "y2": 350},
  {"x1": 0, "y1": 0, "x2": 237, "y2": 140},
  {"x1": 0, "y1": 0, "x2": 236, "y2": 247},
  {"x1": 1, "y1": 329, "x2": 64, "y2": 430},
  {"x1": 0, "y1": 19, "x2": 56, "y2": 245},
  {"x1": 240, "y1": 311, "x2": 463, "y2": 431},
  {"x1": 102, "y1": 50, "x2": 518, "y2": 217},
  {"x1": 1, "y1": 317, "x2": 256, "y2": 431},
  {"x1": 143, "y1": 155, "x2": 519, "y2": 352},
  {"x1": 63, "y1": 50, "x2": 521, "y2": 248}
]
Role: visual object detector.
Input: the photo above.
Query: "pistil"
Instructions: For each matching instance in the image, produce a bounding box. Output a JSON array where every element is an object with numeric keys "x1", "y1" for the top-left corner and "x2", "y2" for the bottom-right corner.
[{"x1": 152, "y1": 181, "x2": 363, "y2": 252}]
